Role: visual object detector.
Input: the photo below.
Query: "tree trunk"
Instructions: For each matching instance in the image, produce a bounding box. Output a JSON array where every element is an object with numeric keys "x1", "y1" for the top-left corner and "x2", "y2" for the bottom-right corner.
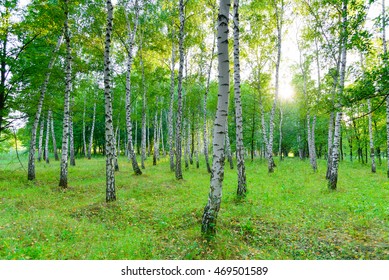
[
  {"x1": 175, "y1": 0, "x2": 185, "y2": 180},
  {"x1": 27, "y1": 34, "x2": 62, "y2": 180},
  {"x1": 50, "y1": 110, "x2": 59, "y2": 161},
  {"x1": 153, "y1": 111, "x2": 158, "y2": 166},
  {"x1": 328, "y1": 0, "x2": 347, "y2": 190},
  {"x1": 44, "y1": 112, "x2": 50, "y2": 163},
  {"x1": 59, "y1": 1, "x2": 72, "y2": 188},
  {"x1": 382, "y1": 0, "x2": 389, "y2": 177},
  {"x1": 279, "y1": 105, "x2": 283, "y2": 161},
  {"x1": 196, "y1": 120, "x2": 200, "y2": 168},
  {"x1": 38, "y1": 117, "x2": 44, "y2": 162},
  {"x1": 168, "y1": 24, "x2": 176, "y2": 172},
  {"x1": 233, "y1": 0, "x2": 246, "y2": 196},
  {"x1": 140, "y1": 55, "x2": 147, "y2": 169},
  {"x1": 69, "y1": 96, "x2": 75, "y2": 167},
  {"x1": 203, "y1": 27, "x2": 216, "y2": 174},
  {"x1": 267, "y1": 0, "x2": 283, "y2": 173},
  {"x1": 124, "y1": 1, "x2": 142, "y2": 175},
  {"x1": 185, "y1": 121, "x2": 190, "y2": 169},
  {"x1": 82, "y1": 97, "x2": 87, "y2": 157},
  {"x1": 202, "y1": 0, "x2": 230, "y2": 237},
  {"x1": 88, "y1": 99, "x2": 96, "y2": 160},
  {"x1": 104, "y1": 0, "x2": 116, "y2": 202},
  {"x1": 225, "y1": 126, "x2": 234, "y2": 170}
]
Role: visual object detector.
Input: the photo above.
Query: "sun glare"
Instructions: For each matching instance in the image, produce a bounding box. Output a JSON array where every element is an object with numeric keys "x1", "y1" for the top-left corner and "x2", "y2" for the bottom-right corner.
[{"x1": 279, "y1": 83, "x2": 294, "y2": 101}]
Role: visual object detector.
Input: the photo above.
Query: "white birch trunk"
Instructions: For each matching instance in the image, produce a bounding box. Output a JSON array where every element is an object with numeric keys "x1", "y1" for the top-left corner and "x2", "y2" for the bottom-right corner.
[
  {"x1": 201, "y1": 0, "x2": 230, "y2": 236},
  {"x1": 50, "y1": 110, "x2": 59, "y2": 161},
  {"x1": 382, "y1": 0, "x2": 389, "y2": 177},
  {"x1": 367, "y1": 99, "x2": 376, "y2": 173},
  {"x1": 104, "y1": 0, "x2": 116, "y2": 202},
  {"x1": 278, "y1": 106, "x2": 283, "y2": 161},
  {"x1": 44, "y1": 112, "x2": 50, "y2": 163},
  {"x1": 168, "y1": 24, "x2": 176, "y2": 172},
  {"x1": 203, "y1": 29, "x2": 216, "y2": 174},
  {"x1": 175, "y1": 0, "x2": 185, "y2": 180},
  {"x1": 153, "y1": 111, "x2": 158, "y2": 166},
  {"x1": 124, "y1": 0, "x2": 142, "y2": 175},
  {"x1": 82, "y1": 97, "x2": 87, "y2": 157},
  {"x1": 38, "y1": 117, "x2": 44, "y2": 162},
  {"x1": 233, "y1": 0, "x2": 246, "y2": 196},
  {"x1": 69, "y1": 96, "x2": 75, "y2": 166},
  {"x1": 225, "y1": 126, "x2": 233, "y2": 170},
  {"x1": 59, "y1": 1, "x2": 71, "y2": 188},
  {"x1": 27, "y1": 33, "x2": 62, "y2": 180},
  {"x1": 160, "y1": 109, "x2": 165, "y2": 157},
  {"x1": 88, "y1": 99, "x2": 96, "y2": 160},
  {"x1": 140, "y1": 56, "x2": 147, "y2": 169},
  {"x1": 328, "y1": 0, "x2": 347, "y2": 190}
]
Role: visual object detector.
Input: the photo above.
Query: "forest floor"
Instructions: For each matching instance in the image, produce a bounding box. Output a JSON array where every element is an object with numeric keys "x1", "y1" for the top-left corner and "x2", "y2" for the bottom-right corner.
[{"x1": 0, "y1": 153, "x2": 388, "y2": 260}]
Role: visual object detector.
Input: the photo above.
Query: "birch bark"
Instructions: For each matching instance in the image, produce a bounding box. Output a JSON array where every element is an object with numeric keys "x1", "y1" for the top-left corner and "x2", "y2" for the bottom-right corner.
[
  {"x1": 168, "y1": 24, "x2": 176, "y2": 172},
  {"x1": 59, "y1": 1, "x2": 72, "y2": 188},
  {"x1": 38, "y1": 117, "x2": 44, "y2": 162},
  {"x1": 88, "y1": 98, "x2": 96, "y2": 159},
  {"x1": 44, "y1": 112, "x2": 50, "y2": 163},
  {"x1": 104, "y1": 0, "x2": 116, "y2": 202},
  {"x1": 201, "y1": 0, "x2": 230, "y2": 236},
  {"x1": 50, "y1": 110, "x2": 59, "y2": 161}
]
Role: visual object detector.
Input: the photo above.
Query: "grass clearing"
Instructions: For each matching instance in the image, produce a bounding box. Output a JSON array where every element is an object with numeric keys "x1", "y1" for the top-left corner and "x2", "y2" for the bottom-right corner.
[{"x1": 0, "y1": 154, "x2": 388, "y2": 259}]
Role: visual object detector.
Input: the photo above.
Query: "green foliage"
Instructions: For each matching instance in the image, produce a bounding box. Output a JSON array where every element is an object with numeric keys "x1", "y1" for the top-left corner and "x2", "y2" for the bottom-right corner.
[{"x1": 1, "y1": 155, "x2": 388, "y2": 259}]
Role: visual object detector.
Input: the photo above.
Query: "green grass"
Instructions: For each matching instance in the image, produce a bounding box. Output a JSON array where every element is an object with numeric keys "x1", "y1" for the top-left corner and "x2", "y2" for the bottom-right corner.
[{"x1": 0, "y1": 153, "x2": 388, "y2": 260}]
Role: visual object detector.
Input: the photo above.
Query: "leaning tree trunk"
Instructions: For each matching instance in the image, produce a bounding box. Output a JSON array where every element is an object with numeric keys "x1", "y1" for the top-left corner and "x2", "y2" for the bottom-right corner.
[
  {"x1": 168, "y1": 24, "x2": 176, "y2": 172},
  {"x1": 88, "y1": 99, "x2": 96, "y2": 160},
  {"x1": 124, "y1": 0, "x2": 142, "y2": 175},
  {"x1": 233, "y1": 0, "x2": 246, "y2": 197},
  {"x1": 38, "y1": 117, "x2": 44, "y2": 162},
  {"x1": 27, "y1": 33, "x2": 62, "y2": 180},
  {"x1": 203, "y1": 28, "x2": 216, "y2": 174},
  {"x1": 59, "y1": 1, "x2": 72, "y2": 188},
  {"x1": 44, "y1": 112, "x2": 50, "y2": 163},
  {"x1": 175, "y1": 0, "x2": 185, "y2": 180},
  {"x1": 49, "y1": 110, "x2": 59, "y2": 161},
  {"x1": 328, "y1": 0, "x2": 347, "y2": 190},
  {"x1": 104, "y1": 0, "x2": 116, "y2": 202},
  {"x1": 201, "y1": 0, "x2": 230, "y2": 237}
]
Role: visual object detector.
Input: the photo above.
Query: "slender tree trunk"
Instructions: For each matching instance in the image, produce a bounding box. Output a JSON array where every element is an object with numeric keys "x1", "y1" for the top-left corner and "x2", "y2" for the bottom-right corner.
[
  {"x1": 153, "y1": 111, "x2": 158, "y2": 166},
  {"x1": 38, "y1": 117, "x2": 44, "y2": 162},
  {"x1": 104, "y1": 0, "x2": 116, "y2": 202},
  {"x1": 160, "y1": 109, "x2": 165, "y2": 157},
  {"x1": 175, "y1": 0, "x2": 185, "y2": 180},
  {"x1": 59, "y1": 1, "x2": 72, "y2": 188},
  {"x1": 168, "y1": 24, "x2": 176, "y2": 172},
  {"x1": 382, "y1": 0, "x2": 389, "y2": 177},
  {"x1": 233, "y1": 0, "x2": 246, "y2": 196},
  {"x1": 190, "y1": 113, "x2": 194, "y2": 164},
  {"x1": 201, "y1": 0, "x2": 230, "y2": 237},
  {"x1": 225, "y1": 126, "x2": 234, "y2": 169},
  {"x1": 88, "y1": 99, "x2": 96, "y2": 160},
  {"x1": 69, "y1": 96, "x2": 75, "y2": 166},
  {"x1": 82, "y1": 97, "x2": 87, "y2": 157},
  {"x1": 140, "y1": 55, "x2": 147, "y2": 169},
  {"x1": 50, "y1": 110, "x2": 59, "y2": 161},
  {"x1": 147, "y1": 115, "x2": 151, "y2": 157},
  {"x1": 185, "y1": 122, "x2": 190, "y2": 169},
  {"x1": 311, "y1": 115, "x2": 318, "y2": 170},
  {"x1": 196, "y1": 119, "x2": 200, "y2": 168},
  {"x1": 44, "y1": 112, "x2": 50, "y2": 163},
  {"x1": 328, "y1": 0, "x2": 347, "y2": 190},
  {"x1": 267, "y1": 0, "x2": 283, "y2": 173},
  {"x1": 124, "y1": 1, "x2": 142, "y2": 175},
  {"x1": 27, "y1": 34, "x2": 62, "y2": 180},
  {"x1": 279, "y1": 105, "x2": 283, "y2": 161},
  {"x1": 203, "y1": 29, "x2": 216, "y2": 174}
]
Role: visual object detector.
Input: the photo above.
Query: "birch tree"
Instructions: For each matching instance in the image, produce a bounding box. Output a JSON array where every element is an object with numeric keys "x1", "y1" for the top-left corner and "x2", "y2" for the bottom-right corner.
[
  {"x1": 44, "y1": 112, "x2": 50, "y2": 163},
  {"x1": 49, "y1": 110, "x2": 59, "y2": 161},
  {"x1": 124, "y1": 0, "x2": 142, "y2": 175},
  {"x1": 328, "y1": 0, "x2": 348, "y2": 190},
  {"x1": 88, "y1": 96, "x2": 97, "y2": 159},
  {"x1": 175, "y1": 0, "x2": 185, "y2": 180},
  {"x1": 233, "y1": 0, "x2": 246, "y2": 196},
  {"x1": 168, "y1": 23, "x2": 176, "y2": 172},
  {"x1": 27, "y1": 34, "x2": 63, "y2": 180},
  {"x1": 104, "y1": 0, "x2": 116, "y2": 202},
  {"x1": 201, "y1": 0, "x2": 230, "y2": 237},
  {"x1": 59, "y1": 0, "x2": 72, "y2": 188}
]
